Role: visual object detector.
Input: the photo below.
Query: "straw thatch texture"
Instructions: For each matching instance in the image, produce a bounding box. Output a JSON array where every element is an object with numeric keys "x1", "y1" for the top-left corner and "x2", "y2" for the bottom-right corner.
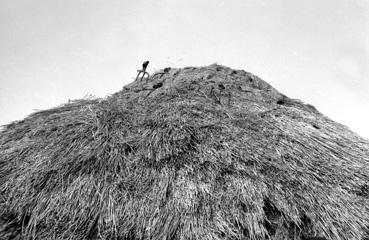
[{"x1": 0, "y1": 64, "x2": 368, "y2": 240}]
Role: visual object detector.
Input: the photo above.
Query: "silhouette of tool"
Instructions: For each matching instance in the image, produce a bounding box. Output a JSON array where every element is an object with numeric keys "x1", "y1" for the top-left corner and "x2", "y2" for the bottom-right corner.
[{"x1": 135, "y1": 61, "x2": 150, "y2": 82}]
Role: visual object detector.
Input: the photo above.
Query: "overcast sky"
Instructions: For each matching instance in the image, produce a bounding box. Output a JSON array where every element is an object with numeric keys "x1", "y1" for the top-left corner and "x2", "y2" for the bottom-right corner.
[{"x1": 0, "y1": 0, "x2": 368, "y2": 138}]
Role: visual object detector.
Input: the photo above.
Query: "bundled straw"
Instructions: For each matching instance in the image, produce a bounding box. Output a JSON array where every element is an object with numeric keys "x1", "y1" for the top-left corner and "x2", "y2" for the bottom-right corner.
[{"x1": 1, "y1": 64, "x2": 368, "y2": 240}]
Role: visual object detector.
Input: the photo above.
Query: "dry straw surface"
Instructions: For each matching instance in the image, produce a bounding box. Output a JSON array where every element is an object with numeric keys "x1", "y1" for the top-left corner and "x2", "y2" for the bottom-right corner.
[{"x1": 0, "y1": 64, "x2": 368, "y2": 240}]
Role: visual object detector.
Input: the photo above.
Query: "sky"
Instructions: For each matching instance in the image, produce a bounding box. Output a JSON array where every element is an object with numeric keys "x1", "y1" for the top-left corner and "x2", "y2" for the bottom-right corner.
[{"x1": 0, "y1": 0, "x2": 368, "y2": 138}]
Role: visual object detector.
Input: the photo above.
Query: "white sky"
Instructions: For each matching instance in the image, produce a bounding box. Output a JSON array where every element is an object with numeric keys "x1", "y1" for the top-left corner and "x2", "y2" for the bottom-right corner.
[{"x1": 0, "y1": 0, "x2": 368, "y2": 139}]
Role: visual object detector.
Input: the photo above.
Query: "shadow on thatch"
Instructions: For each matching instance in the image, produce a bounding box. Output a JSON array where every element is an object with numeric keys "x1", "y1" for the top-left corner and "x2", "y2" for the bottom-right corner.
[{"x1": 1, "y1": 64, "x2": 369, "y2": 240}]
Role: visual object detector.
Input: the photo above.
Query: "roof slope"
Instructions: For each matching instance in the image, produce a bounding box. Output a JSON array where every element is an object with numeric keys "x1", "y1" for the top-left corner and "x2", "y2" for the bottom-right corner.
[{"x1": 1, "y1": 64, "x2": 369, "y2": 240}]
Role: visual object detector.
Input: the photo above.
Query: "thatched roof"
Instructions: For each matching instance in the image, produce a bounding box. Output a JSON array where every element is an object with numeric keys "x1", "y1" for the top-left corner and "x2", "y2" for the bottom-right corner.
[{"x1": 1, "y1": 64, "x2": 368, "y2": 240}]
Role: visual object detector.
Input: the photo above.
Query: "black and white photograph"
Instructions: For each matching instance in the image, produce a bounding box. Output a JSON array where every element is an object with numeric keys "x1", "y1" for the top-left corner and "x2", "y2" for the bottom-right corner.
[{"x1": 0, "y1": 1, "x2": 368, "y2": 239}]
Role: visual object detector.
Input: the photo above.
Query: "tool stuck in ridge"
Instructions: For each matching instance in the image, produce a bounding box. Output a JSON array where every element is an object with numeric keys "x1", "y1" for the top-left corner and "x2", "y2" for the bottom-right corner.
[{"x1": 135, "y1": 61, "x2": 150, "y2": 82}]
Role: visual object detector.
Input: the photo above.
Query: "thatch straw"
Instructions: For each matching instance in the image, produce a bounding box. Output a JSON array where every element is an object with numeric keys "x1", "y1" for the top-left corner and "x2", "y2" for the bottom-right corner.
[{"x1": 1, "y1": 64, "x2": 368, "y2": 240}]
